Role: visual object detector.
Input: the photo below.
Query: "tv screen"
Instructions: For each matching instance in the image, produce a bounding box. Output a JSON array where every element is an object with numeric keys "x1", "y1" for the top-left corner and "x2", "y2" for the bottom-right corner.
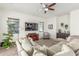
[{"x1": 25, "y1": 22, "x2": 38, "y2": 31}]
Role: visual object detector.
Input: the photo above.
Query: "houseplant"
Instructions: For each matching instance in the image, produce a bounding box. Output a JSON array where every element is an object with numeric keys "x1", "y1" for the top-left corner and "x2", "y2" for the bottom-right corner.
[{"x1": 2, "y1": 31, "x2": 13, "y2": 48}]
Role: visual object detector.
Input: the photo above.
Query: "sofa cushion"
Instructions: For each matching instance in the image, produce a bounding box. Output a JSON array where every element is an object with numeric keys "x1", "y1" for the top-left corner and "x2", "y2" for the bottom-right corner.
[
  {"x1": 21, "y1": 37, "x2": 33, "y2": 56},
  {"x1": 47, "y1": 41, "x2": 67, "y2": 56},
  {"x1": 15, "y1": 39, "x2": 28, "y2": 56},
  {"x1": 33, "y1": 49, "x2": 46, "y2": 56},
  {"x1": 75, "y1": 49, "x2": 79, "y2": 56},
  {"x1": 67, "y1": 35, "x2": 79, "y2": 42},
  {"x1": 15, "y1": 40, "x2": 22, "y2": 52},
  {"x1": 15, "y1": 39, "x2": 23, "y2": 55},
  {"x1": 20, "y1": 49, "x2": 29, "y2": 56},
  {"x1": 67, "y1": 39, "x2": 79, "y2": 51},
  {"x1": 34, "y1": 45, "x2": 47, "y2": 55},
  {"x1": 54, "y1": 44, "x2": 75, "y2": 56}
]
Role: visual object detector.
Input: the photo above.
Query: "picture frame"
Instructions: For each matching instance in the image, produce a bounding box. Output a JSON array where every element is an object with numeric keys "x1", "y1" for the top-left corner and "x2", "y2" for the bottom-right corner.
[
  {"x1": 48, "y1": 24, "x2": 53, "y2": 29},
  {"x1": 25, "y1": 22, "x2": 38, "y2": 31}
]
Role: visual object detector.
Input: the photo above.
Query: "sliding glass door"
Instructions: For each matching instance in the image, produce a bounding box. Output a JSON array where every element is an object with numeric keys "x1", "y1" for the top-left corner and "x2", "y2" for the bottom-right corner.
[{"x1": 7, "y1": 18, "x2": 19, "y2": 41}]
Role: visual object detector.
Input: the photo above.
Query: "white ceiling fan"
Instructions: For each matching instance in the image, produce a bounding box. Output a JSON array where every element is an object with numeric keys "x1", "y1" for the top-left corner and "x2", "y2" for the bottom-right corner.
[{"x1": 41, "y1": 3, "x2": 56, "y2": 13}]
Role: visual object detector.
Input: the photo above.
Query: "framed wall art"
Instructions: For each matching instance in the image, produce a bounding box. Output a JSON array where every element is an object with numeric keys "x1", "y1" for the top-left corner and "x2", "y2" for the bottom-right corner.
[
  {"x1": 48, "y1": 24, "x2": 53, "y2": 29},
  {"x1": 25, "y1": 22, "x2": 38, "y2": 31}
]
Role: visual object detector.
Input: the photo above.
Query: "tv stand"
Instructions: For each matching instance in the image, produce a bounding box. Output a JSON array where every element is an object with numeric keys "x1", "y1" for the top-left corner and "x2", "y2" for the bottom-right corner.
[{"x1": 56, "y1": 33, "x2": 70, "y2": 39}]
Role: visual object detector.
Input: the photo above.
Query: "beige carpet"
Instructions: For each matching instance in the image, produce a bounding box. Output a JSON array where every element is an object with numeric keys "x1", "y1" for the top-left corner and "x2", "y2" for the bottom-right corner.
[
  {"x1": 0, "y1": 39, "x2": 61, "y2": 56},
  {"x1": 35, "y1": 39, "x2": 60, "y2": 47},
  {"x1": 0, "y1": 47, "x2": 18, "y2": 56}
]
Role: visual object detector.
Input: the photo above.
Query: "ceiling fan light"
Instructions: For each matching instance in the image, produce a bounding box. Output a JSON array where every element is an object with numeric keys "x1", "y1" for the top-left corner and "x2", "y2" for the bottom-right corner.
[{"x1": 45, "y1": 8, "x2": 48, "y2": 11}]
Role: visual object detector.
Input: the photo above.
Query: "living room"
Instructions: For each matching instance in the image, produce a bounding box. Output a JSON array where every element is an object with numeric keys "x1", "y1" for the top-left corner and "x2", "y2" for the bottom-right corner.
[
  {"x1": 0, "y1": 3, "x2": 70, "y2": 40},
  {"x1": 0, "y1": 3, "x2": 79, "y2": 56}
]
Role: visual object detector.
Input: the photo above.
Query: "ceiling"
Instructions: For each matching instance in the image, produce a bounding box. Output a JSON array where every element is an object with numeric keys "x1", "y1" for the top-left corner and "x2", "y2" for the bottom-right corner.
[{"x1": 0, "y1": 3, "x2": 79, "y2": 18}]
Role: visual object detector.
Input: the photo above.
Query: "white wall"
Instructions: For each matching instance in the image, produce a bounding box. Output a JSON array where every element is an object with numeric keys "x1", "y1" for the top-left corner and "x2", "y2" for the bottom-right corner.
[
  {"x1": 70, "y1": 9, "x2": 79, "y2": 35},
  {"x1": 56, "y1": 14, "x2": 70, "y2": 33},
  {"x1": 41, "y1": 14, "x2": 70, "y2": 39},
  {"x1": 0, "y1": 10, "x2": 6, "y2": 42},
  {"x1": 44, "y1": 17, "x2": 57, "y2": 39},
  {"x1": 0, "y1": 9, "x2": 71, "y2": 42},
  {"x1": 0, "y1": 10, "x2": 45, "y2": 42}
]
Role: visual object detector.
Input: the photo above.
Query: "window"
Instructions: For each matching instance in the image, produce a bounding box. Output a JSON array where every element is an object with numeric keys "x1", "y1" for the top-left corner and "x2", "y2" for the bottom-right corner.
[{"x1": 7, "y1": 18, "x2": 19, "y2": 34}]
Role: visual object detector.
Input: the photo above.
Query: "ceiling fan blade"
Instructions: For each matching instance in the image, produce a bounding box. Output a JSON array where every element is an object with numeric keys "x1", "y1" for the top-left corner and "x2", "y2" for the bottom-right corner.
[
  {"x1": 48, "y1": 3, "x2": 56, "y2": 7},
  {"x1": 48, "y1": 7, "x2": 55, "y2": 10}
]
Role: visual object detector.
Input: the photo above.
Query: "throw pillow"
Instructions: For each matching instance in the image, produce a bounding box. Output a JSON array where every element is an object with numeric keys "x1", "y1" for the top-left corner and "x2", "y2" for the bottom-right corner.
[
  {"x1": 54, "y1": 44, "x2": 75, "y2": 56},
  {"x1": 47, "y1": 41, "x2": 66, "y2": 56}
]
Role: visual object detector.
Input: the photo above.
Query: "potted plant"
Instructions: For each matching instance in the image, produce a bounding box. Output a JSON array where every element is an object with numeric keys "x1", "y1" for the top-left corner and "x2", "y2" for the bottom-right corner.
[{"x1": 2, "y1": 31, "x2": 13, "y2": 48}]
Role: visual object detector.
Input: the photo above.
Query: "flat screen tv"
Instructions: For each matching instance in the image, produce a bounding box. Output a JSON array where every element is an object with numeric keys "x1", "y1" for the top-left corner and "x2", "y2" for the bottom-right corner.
[{"x1": 25, "y1": 22, "x2": 38, "y2": 31}]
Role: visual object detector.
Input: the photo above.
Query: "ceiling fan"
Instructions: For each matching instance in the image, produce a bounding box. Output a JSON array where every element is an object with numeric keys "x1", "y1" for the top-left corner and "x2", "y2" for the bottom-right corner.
[{"x1": 41, "y1": 3, "x2": 56, "y2": 13}]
